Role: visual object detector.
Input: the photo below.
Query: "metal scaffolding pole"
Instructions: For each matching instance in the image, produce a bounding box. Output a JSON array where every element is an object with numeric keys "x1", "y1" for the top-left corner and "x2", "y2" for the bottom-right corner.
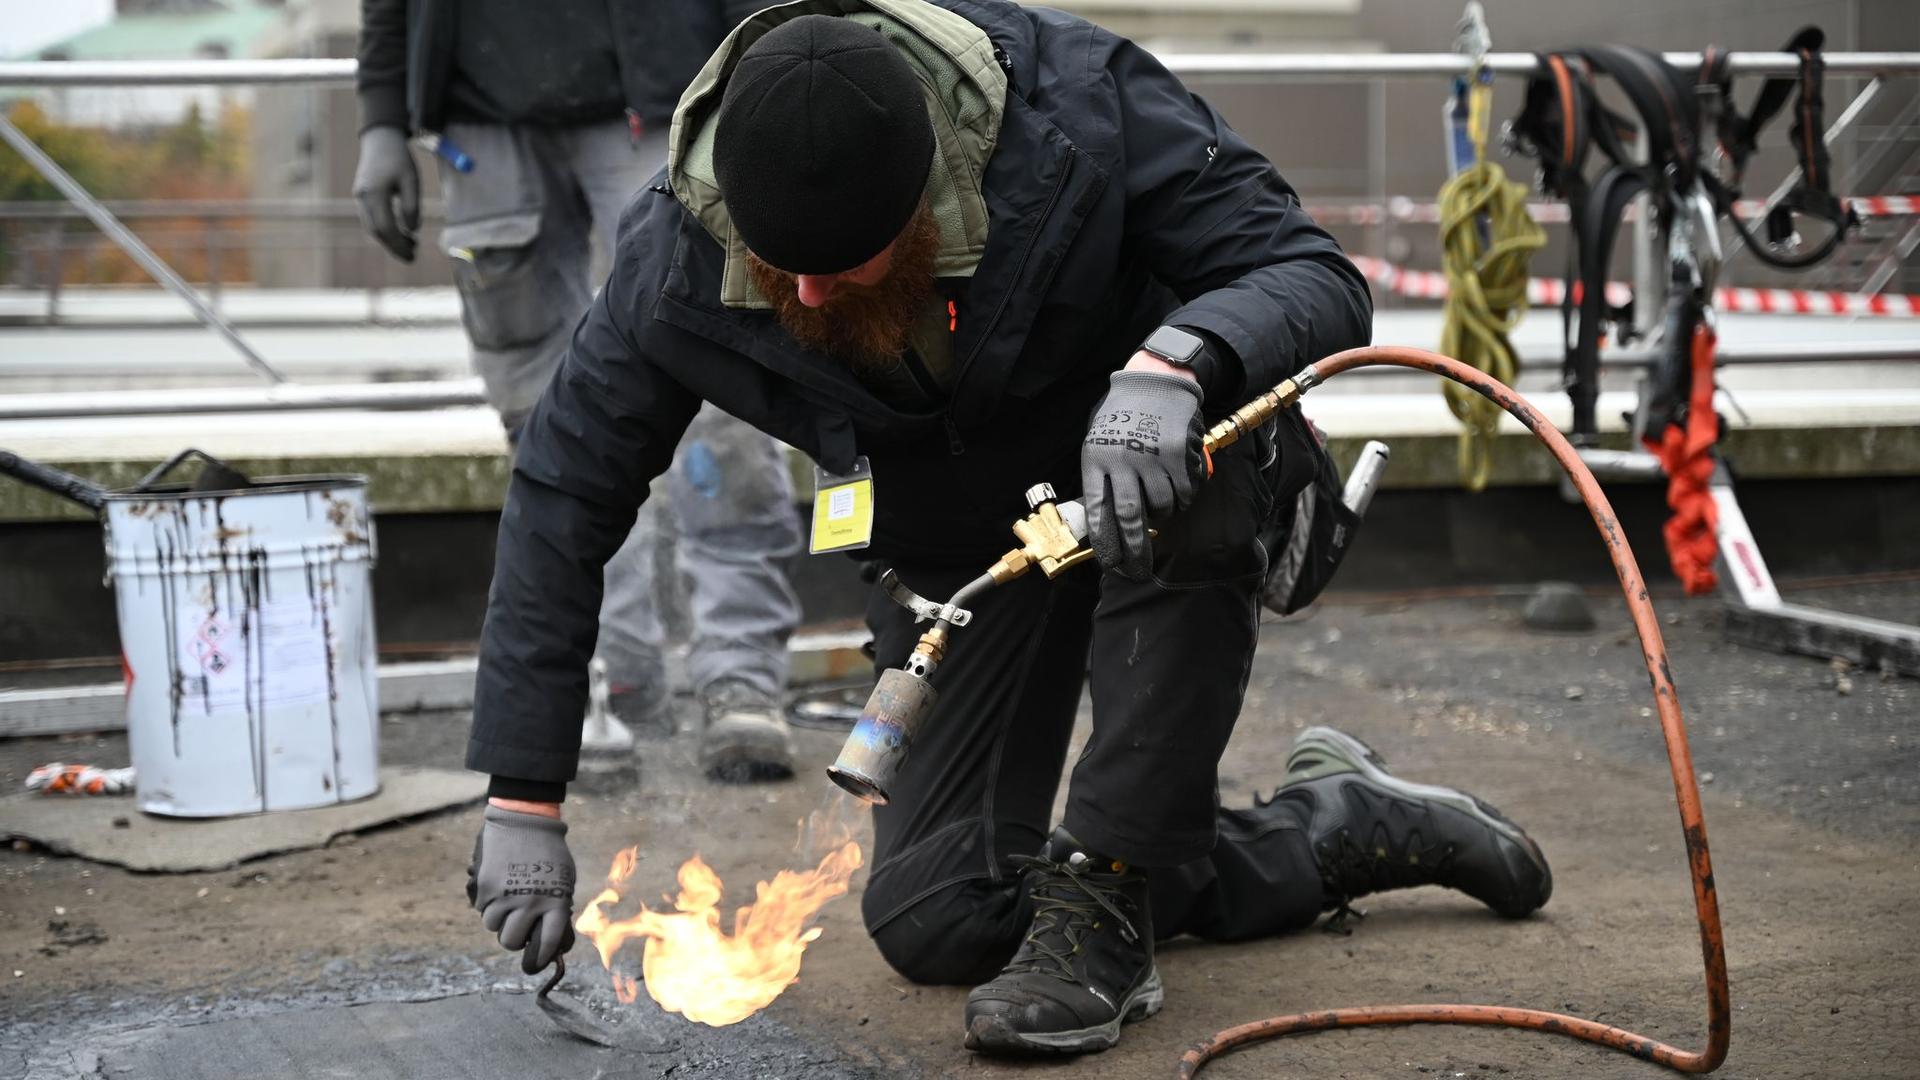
[{"x1": 0, "y1": 380, "x2": 488, "y2": 420}]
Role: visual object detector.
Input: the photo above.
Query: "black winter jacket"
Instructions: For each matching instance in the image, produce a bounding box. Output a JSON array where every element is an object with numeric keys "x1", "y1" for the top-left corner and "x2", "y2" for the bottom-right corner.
[
  {"x1": 355, "y1": 0, "x2": 763, "y2": 133},
  {"x1": 467, "y1": 0, "x2": 1372, "y2": 786}
]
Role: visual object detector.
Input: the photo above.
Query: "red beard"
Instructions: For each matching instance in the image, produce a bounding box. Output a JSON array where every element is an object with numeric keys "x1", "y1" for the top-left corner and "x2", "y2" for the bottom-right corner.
[{"x1": 742, "y1": 202, "x2": 941, "y2": 375}]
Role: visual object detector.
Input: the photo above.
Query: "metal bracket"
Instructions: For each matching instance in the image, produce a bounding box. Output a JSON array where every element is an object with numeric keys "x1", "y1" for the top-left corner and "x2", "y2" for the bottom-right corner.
[
  {"x1": 879, "y1": 569, "x2": 972, "y2": 627},
  {"x1": 1722, "y1": 602, "x2": 1920, "y2": 678}
]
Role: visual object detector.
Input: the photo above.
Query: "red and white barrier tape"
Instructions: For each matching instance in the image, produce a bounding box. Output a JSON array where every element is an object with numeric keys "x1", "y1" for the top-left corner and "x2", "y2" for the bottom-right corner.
[
  {"x1": 1851, "y1": 195, "x2": 1920, "y2": 218},
  {"x1": 1349, "y1": 256, "x2": 1920, "y2": 317},
  {"x1": 1310, "y1": 194, "x2": 1919, "y2": 226}
]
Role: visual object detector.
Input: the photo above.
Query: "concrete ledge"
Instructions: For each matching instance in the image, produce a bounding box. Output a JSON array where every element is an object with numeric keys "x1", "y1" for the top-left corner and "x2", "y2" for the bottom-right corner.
[
  {"x1": 1, "y1": 452, "x2": 514, "y2": 523},
  {"x1": 9, "y1": 427, "x2": 1917, "y2": 524},
  {"x1": 1323, "y1": 424, "x2": 1920, "y2": 490}
]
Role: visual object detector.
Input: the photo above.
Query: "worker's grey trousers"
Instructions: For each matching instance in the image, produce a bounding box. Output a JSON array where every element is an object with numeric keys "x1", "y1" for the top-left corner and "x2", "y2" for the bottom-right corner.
[{"x1": 438, "y1": 119, "x2": 800, "y2": 703}]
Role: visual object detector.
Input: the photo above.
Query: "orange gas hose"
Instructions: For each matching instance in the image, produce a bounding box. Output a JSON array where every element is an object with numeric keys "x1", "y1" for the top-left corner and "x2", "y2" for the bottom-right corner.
[{"x1": 1178, "y1": 345, "x2": 1729, "y2": 1077}]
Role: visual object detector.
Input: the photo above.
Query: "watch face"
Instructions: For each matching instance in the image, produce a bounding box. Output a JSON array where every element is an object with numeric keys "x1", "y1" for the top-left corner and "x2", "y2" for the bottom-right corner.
[{"x1": 1144, "y1": 326, "x2": 1204, "y2": 365}]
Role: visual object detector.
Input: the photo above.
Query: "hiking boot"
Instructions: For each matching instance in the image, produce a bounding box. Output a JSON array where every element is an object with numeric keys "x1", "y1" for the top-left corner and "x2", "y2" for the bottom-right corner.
[
  {"x1": 964, "y1": 829, "x2": 1163, "y2": 1056},
  {"x1": 697, "y1": 679, "x2": 794, "y2": 782},
  {"x1": 608, "y1": 686, "x2": 676, "y2": 740},
  {"x1": 1268, "y1": 726, "x2": 1551, "y2": 919}
]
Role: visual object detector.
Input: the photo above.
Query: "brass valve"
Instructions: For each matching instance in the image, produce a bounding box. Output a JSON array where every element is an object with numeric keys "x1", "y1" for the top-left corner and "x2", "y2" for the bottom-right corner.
[{"x1": 988, "y1": 484, "x2": 1095, "y2": 584}]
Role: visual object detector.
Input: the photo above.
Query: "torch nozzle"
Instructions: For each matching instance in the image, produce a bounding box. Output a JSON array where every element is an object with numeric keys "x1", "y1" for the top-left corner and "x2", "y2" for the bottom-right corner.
[{"x1": 825, "y1": 666, "x2": 942, "y2": 806}]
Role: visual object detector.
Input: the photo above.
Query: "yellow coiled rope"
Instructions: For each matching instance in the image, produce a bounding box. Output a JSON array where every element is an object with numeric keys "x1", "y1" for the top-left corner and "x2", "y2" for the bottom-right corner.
[{"x1": 1437, "y1": 74, "x2": 1546, "y2": 491}]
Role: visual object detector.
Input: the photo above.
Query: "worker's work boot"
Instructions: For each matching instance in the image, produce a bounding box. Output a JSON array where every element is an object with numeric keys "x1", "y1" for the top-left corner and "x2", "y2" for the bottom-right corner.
[
  {"x1": 607, "y1": 686, "x2": 676, "y2": 740},
  {"x1": 697, "y1": 679, "x2": 794, "y2": 782},
  {"x1": 1267, "y1": 726, "x2": 1552, "y2": 919},
  {"x1": 964, "y1": 829, "x2": 1162, "y2": 1056},
  {"x1": 606, "y1": 655, "x2": 676, "y2": 739}
]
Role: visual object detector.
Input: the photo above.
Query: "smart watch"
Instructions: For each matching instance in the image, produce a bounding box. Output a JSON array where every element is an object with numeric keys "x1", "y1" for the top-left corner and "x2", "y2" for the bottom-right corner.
[{"x1": 1139, "y1": 325, "x2": 1207, "y2": 368}]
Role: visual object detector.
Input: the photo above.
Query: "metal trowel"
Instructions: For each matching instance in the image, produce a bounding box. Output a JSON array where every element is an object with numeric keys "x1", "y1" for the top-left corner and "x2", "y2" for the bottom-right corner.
[{"x1": 536, "y1": 957, "x2": 615, "y2": 1047}]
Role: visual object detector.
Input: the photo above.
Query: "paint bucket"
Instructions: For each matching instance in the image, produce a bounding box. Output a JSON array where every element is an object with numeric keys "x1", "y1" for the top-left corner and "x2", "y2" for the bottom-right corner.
[{"x1": 102, "y1": 473, "x2": 380, "y2": 817}]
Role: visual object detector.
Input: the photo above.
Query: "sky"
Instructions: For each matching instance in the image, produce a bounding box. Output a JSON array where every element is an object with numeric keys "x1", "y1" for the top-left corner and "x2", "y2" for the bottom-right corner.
[{"x1": 0, "y1": 0, "x2": 116, "y2": 59}]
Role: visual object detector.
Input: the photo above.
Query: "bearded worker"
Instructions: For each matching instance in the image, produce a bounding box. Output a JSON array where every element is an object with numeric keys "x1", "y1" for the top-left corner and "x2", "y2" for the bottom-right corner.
[{"x1": 465, "y1": 1, "x2": 1553, "y2": 1057}]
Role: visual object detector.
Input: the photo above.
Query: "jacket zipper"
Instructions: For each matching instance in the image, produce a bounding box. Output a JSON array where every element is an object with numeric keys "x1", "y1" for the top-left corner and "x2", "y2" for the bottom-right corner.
[{"x1": 943, "y1": 156, "x2": 1073, "y2": 457}]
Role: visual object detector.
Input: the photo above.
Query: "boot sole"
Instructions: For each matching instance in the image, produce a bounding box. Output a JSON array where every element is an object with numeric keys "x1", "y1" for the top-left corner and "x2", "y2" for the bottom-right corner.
[
  {"x1": 963, "y1": 966, "x2": 1164, "y2": 1056},
  {"x1": 1290, "y1": 726, "x2": 1550, "y2": 901}
]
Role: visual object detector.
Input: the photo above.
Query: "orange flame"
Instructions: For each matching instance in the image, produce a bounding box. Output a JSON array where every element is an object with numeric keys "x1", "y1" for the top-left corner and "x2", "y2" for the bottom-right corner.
[{"x1": 574, "y1": 824, "x2": 864, "y2": 1027}]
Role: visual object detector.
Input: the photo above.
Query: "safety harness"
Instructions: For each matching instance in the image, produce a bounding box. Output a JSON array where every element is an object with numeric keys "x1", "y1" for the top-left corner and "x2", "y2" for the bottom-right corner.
[
  {"x1": 1511, "y1": 45, "x2": 1703, "y2": 442},
  {"x1": 1507, "y1": 30, "x2": 1856, "y2": 593},
  {"x1": 1698, "y1": 28, "x2": 1861, "y2": 272}
]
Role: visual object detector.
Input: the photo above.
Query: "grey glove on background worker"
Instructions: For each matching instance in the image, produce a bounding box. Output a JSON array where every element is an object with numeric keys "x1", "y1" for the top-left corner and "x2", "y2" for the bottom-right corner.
[
  {"x1": 467, "y1": 803, "x2": 576, "y2": 974},
  {"x1": 350, "y1": 127, "x2": 419, "y2": 263}
]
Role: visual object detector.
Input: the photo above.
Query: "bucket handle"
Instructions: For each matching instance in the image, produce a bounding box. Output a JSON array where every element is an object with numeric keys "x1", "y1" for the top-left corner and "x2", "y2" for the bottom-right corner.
[
  {"x1": 135, "y1": 448, "x2": 250, "y2": 493},
  {"x1": 0, "y1": 449, "x2": 108, "y2": 512}
]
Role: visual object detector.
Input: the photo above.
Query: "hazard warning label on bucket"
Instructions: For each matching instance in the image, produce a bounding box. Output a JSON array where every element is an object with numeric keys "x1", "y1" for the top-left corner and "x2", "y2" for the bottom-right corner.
[{"x1": 177, "y1": 597, "x2": 331, "y2": 713}]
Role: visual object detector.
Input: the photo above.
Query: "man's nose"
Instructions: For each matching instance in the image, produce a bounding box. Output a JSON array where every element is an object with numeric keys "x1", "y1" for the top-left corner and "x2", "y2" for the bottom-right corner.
[{"x1": 795, "y1": 274, "x2": 838, "y2": 308}]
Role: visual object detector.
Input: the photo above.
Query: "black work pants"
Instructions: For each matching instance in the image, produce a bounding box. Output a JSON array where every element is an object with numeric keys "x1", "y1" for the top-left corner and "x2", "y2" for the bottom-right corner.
[{"x1": 861, "y1": 418, "x2": 1329, "y2": 986}]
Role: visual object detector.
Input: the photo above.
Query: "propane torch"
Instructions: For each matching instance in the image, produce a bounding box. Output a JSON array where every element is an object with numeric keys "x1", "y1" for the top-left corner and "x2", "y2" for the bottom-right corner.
[{"x1": 827, "y1": 372, "x2": 1340, "y2": 804}]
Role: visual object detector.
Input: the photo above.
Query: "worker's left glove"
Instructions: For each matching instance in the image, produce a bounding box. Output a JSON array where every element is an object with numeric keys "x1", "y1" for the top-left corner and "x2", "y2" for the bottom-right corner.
[
  {"x1": 1082, "y1": 370, "x2": 1206, "y2": 580},
  {"x1": 466, "y1": 805, "x2": 577, "y2": 974}
]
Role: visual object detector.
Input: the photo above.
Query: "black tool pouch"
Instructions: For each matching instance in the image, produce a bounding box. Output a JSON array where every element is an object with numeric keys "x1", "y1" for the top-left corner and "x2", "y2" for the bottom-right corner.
[{"x1": 1259, "y1": 415, "x2": 1362, "y2": 616}]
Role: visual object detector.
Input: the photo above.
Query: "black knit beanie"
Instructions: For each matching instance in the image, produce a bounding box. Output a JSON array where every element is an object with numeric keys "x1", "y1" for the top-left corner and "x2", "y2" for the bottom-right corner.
[{"x1": 713, "y1": 15, "x2": 935, "y2": 275}]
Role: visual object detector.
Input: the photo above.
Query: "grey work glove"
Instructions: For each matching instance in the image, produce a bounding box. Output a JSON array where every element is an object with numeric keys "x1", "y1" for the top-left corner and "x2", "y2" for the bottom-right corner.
[
  {"x1": 351, "y1": 125, "x2": 420, "y2": 263},
  {"x1": 466, "y1": 805, "x2": 577, "y2": 974},
  {"x1": 1081, "y1": 370, "x2": 1207, "y2": 580}
]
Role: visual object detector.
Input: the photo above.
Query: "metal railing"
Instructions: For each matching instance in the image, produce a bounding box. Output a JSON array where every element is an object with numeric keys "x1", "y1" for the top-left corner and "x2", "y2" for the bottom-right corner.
[
  {"x1": 6, "y1": 52, "x2": 1920, "y2": 86},
  {"x1": 0, "y1": 52, "x2": 1916, "y2": 419},
  {"x1": 0, "y1": 199, "x2": 454, "y2": 329}
]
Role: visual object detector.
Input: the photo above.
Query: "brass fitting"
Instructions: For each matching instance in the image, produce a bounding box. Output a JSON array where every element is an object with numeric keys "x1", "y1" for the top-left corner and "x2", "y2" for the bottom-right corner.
[
  {"x1": 1203, "y1": 377, "x2": 1305, "y2": 456},
  {"x1": 903, "y1": 625, "x2": 950, "y2": 678},
  {"x1": 913, "y1": 626, "x2": 948, "y2": 665},
  {"x1": 986, "y1": 548, "x2": 1033, "y2": 584}
]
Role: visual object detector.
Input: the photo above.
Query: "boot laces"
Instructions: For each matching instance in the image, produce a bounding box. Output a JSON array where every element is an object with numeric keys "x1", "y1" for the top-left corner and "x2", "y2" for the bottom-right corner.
[
  {"x1": 1261, "y1": 781, "x2": 1461, "y2": 905},
  {"x1": 1322, "y1": 813, "x2": 1457, "y2": 901},
  {"x1": 1003, "y1": 853, "x2": 1139, "y2": 984}
]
